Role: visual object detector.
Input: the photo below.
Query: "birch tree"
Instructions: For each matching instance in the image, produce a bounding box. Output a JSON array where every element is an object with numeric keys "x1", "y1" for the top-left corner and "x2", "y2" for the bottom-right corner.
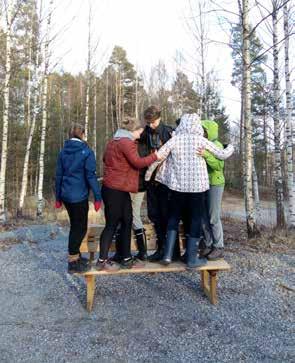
[
  {"x1": 283, "y1": 3, "x2": 295, "y2": 228},
  {"x1": 36, "y1": 0, "x2": 53, "y2": 218},
  {"x1": 272, "y1": 0, "x2": 285, "y2": 228},
  {"x1": 242, "y1": 0, "x2": 260, "y2": 237},
  {"x1": 0, "y1": 0, "x2": 14, "y2": 222}
]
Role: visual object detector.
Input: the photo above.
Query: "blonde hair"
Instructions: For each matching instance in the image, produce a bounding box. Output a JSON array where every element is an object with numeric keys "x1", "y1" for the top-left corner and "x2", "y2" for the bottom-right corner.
[
  {"x1": 69, "y1": 123, "x2": 85, "y2": 139},
  {"x1": 121, "y1": 117, "x2": 142, "y2": 132}
]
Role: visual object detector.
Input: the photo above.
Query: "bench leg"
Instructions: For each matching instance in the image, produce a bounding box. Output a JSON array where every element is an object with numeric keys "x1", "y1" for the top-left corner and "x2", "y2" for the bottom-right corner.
[
  {"x1": 85, "y1": 275, "x2": 96, "y2": 312},
  {"x1": 200, "y1": 270, "x2": 218, "y2": 305}
]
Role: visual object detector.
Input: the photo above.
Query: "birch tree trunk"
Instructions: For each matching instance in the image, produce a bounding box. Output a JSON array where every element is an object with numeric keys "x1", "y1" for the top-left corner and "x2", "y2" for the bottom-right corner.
[
  {"x1": 272, "y1": 2, "x2": 285, "y2": 228},
  {"x1": 283, "y1": 4, "x2": 295, "y2": 228},
  {"x1": 0, "y1": 0, "x2": 13, "y2": 223},
  {"x1": 93, "y1": 77, "x2": 97, "y2": 159},
  {"x1": 36, "y1": 0, "x2": 53, "y2": 218},
  {"x1": 242, "y1": 0, "x2": 259, "y2": 237},
  {"x1": 105, "y1": 68, "x2": 109, "y2": 143},
  {"x1": 84, "y1": 4, "x2": 91, "y2": 142}
]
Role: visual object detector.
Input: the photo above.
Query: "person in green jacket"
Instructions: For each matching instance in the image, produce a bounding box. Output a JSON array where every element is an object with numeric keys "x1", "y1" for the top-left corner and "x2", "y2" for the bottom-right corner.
[{"x1": 199, "y1": 119, "x2": 226, "y2": 260}]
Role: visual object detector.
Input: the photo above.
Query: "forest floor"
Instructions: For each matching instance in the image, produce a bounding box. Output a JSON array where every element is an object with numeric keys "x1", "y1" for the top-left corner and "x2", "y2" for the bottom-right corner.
[{"x1": 0, "y1": 215, "x2": 294, "y2": 362}]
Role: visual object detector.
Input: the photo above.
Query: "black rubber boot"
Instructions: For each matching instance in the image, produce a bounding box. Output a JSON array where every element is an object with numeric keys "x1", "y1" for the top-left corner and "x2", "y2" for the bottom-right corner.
[
  {"x1": 172, "y1": 233, "x2": 181, "y2": 261},
  {"x1": 186, "y1": 237, "x2": 207, "y2": 269},
  {"x1": 161, "y1": 230, "x2": 178, "y2": 265},
  {"x1": 134, "y1": 228, "x2": 148, "y2": 261}
]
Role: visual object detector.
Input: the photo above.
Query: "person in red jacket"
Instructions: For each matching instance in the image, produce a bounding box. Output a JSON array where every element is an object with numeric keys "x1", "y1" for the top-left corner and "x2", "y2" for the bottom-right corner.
[{"x1": 96, "y1": 117, "x2": 160, "y2": 271}]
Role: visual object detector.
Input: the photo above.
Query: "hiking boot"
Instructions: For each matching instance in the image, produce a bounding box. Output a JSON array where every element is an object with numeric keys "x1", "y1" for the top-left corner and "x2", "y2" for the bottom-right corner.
[
  {"x1": 68, "y1": 259, "x2": 91, "y2": 274},
  {"x1": 95, "y1": 259, "x2": 120, "y2": 272},
  {"x1": 147, "y1": 249, "x2": 164, "y2": 262},
  {"x1": 121, "y1": 257, "x2": 145, "y2": 269},
  {"x1": 207, "y1": 248, "x2": 224, "y2": 260},
  {"x1": 199, "y1": 247, "x2": 212, "y2": 259}
]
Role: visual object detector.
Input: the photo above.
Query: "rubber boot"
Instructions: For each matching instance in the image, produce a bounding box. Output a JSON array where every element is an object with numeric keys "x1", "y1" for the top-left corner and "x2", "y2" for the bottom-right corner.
[
  {"x1": 134, "y1": 228, "x2": 148, "y2": 261},
  {"x1": 172, "y1": 232, "x2": 181, "y2": 261},
  {"x1": 161, "y1": 230, "x2": 178, "y2": 265},
  {"x1": 186, "y1": 237, "x2": 207, "y2": 269},
  {"x1": 148, "y1": 222, "x2": 165, "y2": 262}
]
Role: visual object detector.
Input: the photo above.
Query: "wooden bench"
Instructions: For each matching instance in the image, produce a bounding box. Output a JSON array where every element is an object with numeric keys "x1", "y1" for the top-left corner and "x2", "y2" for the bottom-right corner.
[{"x1": 78, "y1": 225, "x2": 231, "y2": 312}]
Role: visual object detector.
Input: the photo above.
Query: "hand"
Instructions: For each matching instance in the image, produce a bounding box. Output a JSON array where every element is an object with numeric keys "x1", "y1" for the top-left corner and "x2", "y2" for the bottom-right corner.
[
  {"x1": 94, "y1": 201, "x2": 102, "y2": 212},
  {"x1": 55, "y1": 201, "x2": 62, "y2": 209},
  {"x1": 223, "y1": 144, "x2": 229, "y2": 148},
  {"x1": 197, "y1": 147, "x2": 205, "y2": 156},
  {"x1": 155, "y1": 150, "x2": 163, "y2": 160}
]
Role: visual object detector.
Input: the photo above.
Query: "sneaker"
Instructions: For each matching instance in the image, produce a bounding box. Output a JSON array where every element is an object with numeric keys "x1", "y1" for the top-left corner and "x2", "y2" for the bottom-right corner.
[
  {"x1": 134, "y1": 252, "x2": 148, "y2": 261},
  {"x1": 121, "y1": 257, "x2": 145, "y2": 269},
  {"x1": 95, "y1": 259, "x2": 120, "y2": 272},
  {"x1": 79, "y1": 254, "x2": 89, "y2": 265},
  {"x1": 147, "y1": 249, "x2": 164, "y2": 262},
  {"x1": 207, "y1": 248, "x2": 224, "y2": 260},
  {"x1": 68, "y1": 259, "x2": 91, "y2": 274},
  {"x1": 199, "y1": 247, "x2": 212, "y2": 259}
]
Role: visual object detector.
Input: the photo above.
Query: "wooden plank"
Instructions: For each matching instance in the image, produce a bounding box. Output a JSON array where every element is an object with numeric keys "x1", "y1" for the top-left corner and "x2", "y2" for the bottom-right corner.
[
  {"x1": 77, "y1": 260, "x2": 231, "y2": 277},
  {"x1": 85, "y1": 275, "x2": 96, "y2": 312}
]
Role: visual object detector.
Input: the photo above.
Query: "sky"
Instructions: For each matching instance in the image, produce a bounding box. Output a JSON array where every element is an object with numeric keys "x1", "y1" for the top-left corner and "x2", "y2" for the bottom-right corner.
[{"x1": 51, "y1": 0, "x2": 244, "y2": 121}]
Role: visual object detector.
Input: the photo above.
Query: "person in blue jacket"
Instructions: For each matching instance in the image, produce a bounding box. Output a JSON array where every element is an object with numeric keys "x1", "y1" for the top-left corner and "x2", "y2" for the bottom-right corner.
[{"x1": 55, "y1": 124, "x2": 102, "y2": 273}]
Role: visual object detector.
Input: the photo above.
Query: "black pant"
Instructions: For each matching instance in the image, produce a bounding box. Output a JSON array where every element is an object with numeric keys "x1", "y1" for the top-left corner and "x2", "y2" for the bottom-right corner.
[
  {"x1": 100, "y1": 186, "x2": 132, "y2": 260},
  {"x1": 146, "y1": 182, "x2": 170, "y2": 250},
  {"x1": 64, "y1": 199, "x2": 89, "y2": 255},
  {"x1": 167, "y1": 191, "x2": 204, "y2": 238}
]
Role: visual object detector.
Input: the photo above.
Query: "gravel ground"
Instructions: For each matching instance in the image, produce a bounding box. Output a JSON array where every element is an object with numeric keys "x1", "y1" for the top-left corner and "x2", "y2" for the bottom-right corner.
[{"x1": 0, "y1": 223, "x2": 294, "y2": 363}]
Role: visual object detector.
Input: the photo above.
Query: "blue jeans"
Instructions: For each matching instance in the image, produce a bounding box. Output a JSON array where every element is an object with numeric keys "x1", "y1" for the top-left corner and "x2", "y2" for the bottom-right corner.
[
  {"x1": 202, "y1": 185, "x2": 224, "y2": 248},
  {"x1": 167, "y1": 191, "x2": 204, "y2": 238}
]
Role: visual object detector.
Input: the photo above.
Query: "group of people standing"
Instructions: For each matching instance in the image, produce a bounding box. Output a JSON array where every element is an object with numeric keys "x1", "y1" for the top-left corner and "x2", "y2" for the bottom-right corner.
[{"x1": 55, "y1": 106, "x2": 234, "y2": 274}]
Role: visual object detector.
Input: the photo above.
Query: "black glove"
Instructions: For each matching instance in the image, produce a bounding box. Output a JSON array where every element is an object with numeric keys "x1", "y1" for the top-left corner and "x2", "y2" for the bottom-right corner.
[{"x1": 223, "y1": 144, "x2": 228, "y2": 148}]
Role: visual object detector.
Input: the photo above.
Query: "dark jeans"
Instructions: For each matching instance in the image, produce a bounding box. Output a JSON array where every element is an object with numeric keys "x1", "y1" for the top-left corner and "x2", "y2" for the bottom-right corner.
[
  {"x1": 100, "y1": 186, "x2": 132, "y2": 260},
  {"x1": 167, "y1": 191, "x2": 204, "y2": 238},
  {"x1": 63, "y1": 199, "x2": 89, "y2": 255},
  {"x1": 146, "y1": 182, "x2": 170, "y2": 250}
]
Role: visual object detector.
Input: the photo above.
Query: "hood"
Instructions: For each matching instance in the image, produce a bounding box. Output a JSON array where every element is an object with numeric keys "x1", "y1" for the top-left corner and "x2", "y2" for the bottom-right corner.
[
  {"x1": 113, "y1": 129, "x2": 134, "y2": 140},
  {"x1": 175, "y1": 113, "x2": 203, "y2": 136},
  {"x1": 63, "y1": 139, "x2": 87, "y2": 154},
  {"x1": 201, "y1": 120, "x2": 219, "y2": 141}
]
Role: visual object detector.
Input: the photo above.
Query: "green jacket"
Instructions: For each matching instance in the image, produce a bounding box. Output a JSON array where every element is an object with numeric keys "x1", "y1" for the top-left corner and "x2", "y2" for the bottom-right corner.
[{"x1": 201, "y1": 120, "x2": 225, "y2": 186}]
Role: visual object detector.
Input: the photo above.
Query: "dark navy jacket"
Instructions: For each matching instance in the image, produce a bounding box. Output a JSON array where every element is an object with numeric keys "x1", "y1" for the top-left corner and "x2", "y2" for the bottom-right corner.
[{"x1": 55, "y1": 139, "x2": 101, "y2": 203}]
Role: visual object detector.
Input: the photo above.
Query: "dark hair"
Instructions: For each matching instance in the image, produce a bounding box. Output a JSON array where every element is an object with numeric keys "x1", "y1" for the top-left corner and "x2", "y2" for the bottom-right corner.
[
  {"x1": 121, "y1": 117, "x2": 142, "y2": 132},
  {"x1": 69, "y1": 123, "x2": 85, "y2": 139},
  {"x1": 143, "y1": 105, "x2": 161, "y2": 123}
]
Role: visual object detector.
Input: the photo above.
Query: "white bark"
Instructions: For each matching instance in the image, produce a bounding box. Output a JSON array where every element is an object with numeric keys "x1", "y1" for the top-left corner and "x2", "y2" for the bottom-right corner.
[
  {"x1": 242, "y1": 0, "x2": 259, "y2": 237},
  {"x1": 0, "y1": 1, "x2": 14, "y2": 223},
  {"x1": 283, "y1": 4, "x2": 295, "y2": 227},
  {"x1": 105, "y1": 68, "x2": 109, "y2": 142},
  {"x1": 37, "y1": 0, "x2": 53, "y2": 218},
  {"x1": 84, "y1": 3, "x2": 91, "y2": 141},
  {"x1": 272, "y1": 3, "x2": 285, "y2": 228},
  {"x1": 18, "y1": 30, "x2": 42, "y2": 216},
  {"x1": 93, "y1": 77, "x2": 97, "y2": 159}
]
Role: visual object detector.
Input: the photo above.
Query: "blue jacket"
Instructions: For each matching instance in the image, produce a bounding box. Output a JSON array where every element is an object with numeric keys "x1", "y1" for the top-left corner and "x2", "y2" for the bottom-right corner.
[{"x1": 55, "y1": 139, "x2": 101, "y2": 203}]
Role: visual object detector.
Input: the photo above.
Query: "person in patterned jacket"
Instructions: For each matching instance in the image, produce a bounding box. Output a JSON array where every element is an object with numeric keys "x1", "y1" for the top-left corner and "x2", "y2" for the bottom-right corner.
[{"x1": 145, "y1": 113, "x2": 234, "y2": 268}]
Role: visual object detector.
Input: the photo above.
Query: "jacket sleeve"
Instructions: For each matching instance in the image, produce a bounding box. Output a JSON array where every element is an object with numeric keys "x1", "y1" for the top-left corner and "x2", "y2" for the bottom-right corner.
[
  {"x1": 144, "y1": 138, "x2": 174, "y2": 181},
  {"x1": 85, "y1": 150, "x2": 102, "y2": 201},
  {"x1": 203, "y1": 150, "x2": 224, "y2": 171},
  {"x1": 120, "y1": 140, "x2": 157, "y2": 168},
  {"x1": 202, "y1": 139, "x2": 234, "y2": 160},
  {"x1": 55, "y1": 152, "x2": 63, "y2": 201}
]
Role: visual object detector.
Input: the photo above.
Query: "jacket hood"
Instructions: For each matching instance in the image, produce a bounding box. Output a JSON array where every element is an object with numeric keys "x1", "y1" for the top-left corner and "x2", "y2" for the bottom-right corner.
[
  {"x1": 113, "y1": 129, "x2": 134, "y2": 140},
  {"x1": 63, "y1": 139, "x2": 88, "y2": 154},
  {"x1": 175, "y1": 113, "x2": 203, "y2": 136},
  {"x1": 201, "y1": 119, "x2": 218, "y2": 141}
]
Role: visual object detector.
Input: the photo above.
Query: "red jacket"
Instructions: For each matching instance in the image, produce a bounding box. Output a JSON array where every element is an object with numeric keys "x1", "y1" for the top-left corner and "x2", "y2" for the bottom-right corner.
[{"x1": 103, "y1": 138, "x2": 157, "y2": 193}]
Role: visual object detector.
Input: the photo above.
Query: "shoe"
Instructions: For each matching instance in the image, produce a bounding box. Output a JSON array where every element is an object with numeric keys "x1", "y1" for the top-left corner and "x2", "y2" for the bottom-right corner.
[
  {"x1": 161, "y1": 230, "x2": 177, "y2": 265},
  {"x1": 186, "y1": 237, "x2": 207, "y2": 269},
  {"x1": 79, "y1": 253, "x2": 89, "y2": 265},
  {"x1": 68, "y1": 258, "x2": 91, "y2": 274},
  {"x1": 199, "y1": 247, "x2": 212, "y2": 259},
  {"x1": 180, "y1": 252, "x2": 187, "y2": 263},
  {"x1": 95, "y1": 259, "x2": 120, "y2": 271},
  {"x1": 147, "y1": 249, "x2": 164, "y2": 262},
  {"x1": 134, "y1": 228, "x2": 148, "y2": 261},
  {"x1": 207, "y1": 248, "x2": 224, "y2": 260},
  {"x1": 121, "y1": 257, "x2": 145, "y2": 269}
]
